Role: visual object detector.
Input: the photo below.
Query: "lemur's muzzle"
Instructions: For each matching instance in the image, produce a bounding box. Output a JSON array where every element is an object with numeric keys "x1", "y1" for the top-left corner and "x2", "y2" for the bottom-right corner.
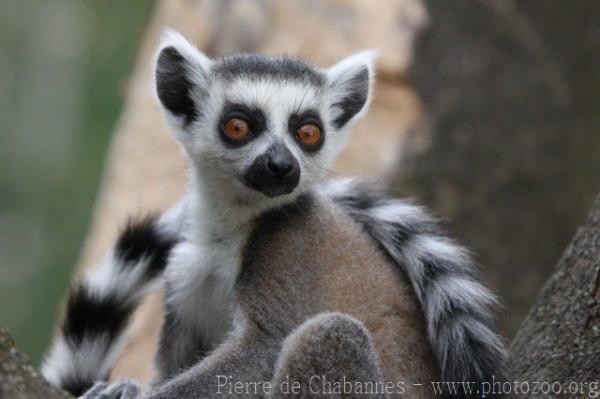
[{"x1": 243, "y1": 143, "x2": 300, "y2": 197}]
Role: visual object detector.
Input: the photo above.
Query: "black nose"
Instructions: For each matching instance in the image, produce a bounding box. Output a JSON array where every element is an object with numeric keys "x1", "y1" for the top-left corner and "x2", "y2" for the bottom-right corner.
[
  {"x1": 267, "y1": 155, "x2": 294, "y2": 176},
  {"x1": 243, "y1": 143, "x2": 301, "y2": 198}
]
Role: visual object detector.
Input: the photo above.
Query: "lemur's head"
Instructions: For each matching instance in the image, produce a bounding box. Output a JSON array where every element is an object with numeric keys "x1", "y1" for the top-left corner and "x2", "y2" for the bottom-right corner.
[{"x1": 155, "y1": 30, "x2": 375, "y2": 206}]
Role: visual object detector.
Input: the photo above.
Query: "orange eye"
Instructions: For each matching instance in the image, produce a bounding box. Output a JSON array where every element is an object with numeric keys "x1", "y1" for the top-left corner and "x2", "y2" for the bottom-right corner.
[
  {"x1": 223, "y1": 118, "x2": 250, "y2": 140},
  {"x1": 296, "y1": 124, "x2": 321, "y2": 146}
]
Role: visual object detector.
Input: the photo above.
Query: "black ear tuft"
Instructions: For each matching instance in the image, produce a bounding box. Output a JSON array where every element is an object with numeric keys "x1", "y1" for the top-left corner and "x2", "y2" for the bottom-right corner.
[
  {"x1": 332, "y1": 67, "x2": 370, "y2": 128},
  {"x1": 156, "y1": 46, "x2": 199, "y2": 126}
]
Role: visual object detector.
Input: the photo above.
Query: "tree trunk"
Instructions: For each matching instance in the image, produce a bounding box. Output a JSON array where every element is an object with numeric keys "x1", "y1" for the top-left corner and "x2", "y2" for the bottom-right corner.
[
  {"x1": 511, "y1": 193, "x2": 600, "y2": 390},
  {"x1": 394, "y1": 0, "x2": 600, "y2": 338},
  {"x1": 0, "y1": 327, "x2": 72, "y2": 399}
]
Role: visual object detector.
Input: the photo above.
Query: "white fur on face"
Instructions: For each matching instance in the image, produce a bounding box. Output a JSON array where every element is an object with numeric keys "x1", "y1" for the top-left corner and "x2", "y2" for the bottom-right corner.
[{"x1": 179, "y1": 77, "x2": 347, "y2": 207}]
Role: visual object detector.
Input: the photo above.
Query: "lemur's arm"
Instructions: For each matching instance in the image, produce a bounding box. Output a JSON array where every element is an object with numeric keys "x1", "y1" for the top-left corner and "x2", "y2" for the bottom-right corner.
[
  {"x1": 41, "y1": 199, "x2": 187, "y2": 396},
  {"x1": 86, "y1": 314, "x2": 277, "y2": 399},
  {"x1": 149, "y1": 327, "x2": 274, "y2": 398}
]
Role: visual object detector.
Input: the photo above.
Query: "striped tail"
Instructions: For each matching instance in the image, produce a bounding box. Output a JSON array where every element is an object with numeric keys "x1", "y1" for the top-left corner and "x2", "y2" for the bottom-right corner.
[
  {"x1": 41, "y1": 214, "x2": 180, "y2": 396},
  {"x1": 323, "y1": 179, "x2": 506, "y2": 398}
]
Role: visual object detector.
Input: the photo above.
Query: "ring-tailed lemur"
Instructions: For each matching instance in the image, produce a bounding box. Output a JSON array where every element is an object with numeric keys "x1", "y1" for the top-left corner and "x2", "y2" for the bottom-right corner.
[{"x1": 42, "y1": 30, "x2": 506, "y2": 398}]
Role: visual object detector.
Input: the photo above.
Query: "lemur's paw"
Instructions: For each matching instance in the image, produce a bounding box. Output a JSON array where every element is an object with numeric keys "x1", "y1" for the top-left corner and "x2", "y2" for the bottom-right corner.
[{"x1": 79, "y1": 379, "x2": 142, "y2": 399}]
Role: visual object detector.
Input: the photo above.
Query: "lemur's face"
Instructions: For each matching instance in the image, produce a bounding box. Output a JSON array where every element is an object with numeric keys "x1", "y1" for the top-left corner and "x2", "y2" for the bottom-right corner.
[{"x1": 155, "y1": 31, "x2": 374, "y2": 204}]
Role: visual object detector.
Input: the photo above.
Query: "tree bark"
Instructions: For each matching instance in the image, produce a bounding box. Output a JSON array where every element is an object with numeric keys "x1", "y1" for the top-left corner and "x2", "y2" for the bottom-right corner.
[
  {"x1": 395, "y1": 0, "x2": 600, "y2": 338},
  {"x1": 0, "y1": 327, "x2": 72, "y2": 399},
  {"x1": 510, "y1": 193, "x2": 600, "y2": 386}
]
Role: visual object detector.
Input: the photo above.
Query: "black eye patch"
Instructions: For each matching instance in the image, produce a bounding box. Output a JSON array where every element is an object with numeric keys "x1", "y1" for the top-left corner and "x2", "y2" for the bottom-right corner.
[
  {"x1": 218, "y1": 103, "x2": 267, "y2": 147},
  {"x1": 288, "y1": 109, "x2": 325, "y2": 153}
]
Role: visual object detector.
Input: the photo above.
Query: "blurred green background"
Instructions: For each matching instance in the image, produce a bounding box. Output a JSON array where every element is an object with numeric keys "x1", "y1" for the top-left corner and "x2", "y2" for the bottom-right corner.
[{"x1": 0, "y1": 1, "x2": 153, "y2": 364}]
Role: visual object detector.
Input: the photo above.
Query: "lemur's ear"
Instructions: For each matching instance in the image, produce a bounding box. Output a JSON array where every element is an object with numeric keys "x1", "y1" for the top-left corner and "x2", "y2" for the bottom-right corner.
[
  {"x1": 155, "y1": 29, "x2": 212, "y2": 126},
  {"x1": 325, "y1": 50, "x2": 376, "y2": 129}
]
